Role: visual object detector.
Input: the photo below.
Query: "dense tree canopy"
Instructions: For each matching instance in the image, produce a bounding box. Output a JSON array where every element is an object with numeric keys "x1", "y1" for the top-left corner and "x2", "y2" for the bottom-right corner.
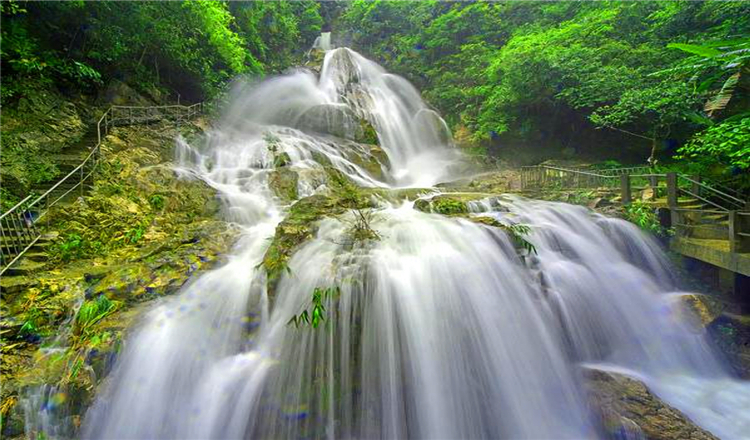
[
  {"x1": 1, "y1": 0, "x2": 322, "y2": 102},
  {"x1": 339, "y1": 1, "x2": 750, "y2": 174},
  {"x1": 1, "y1": 0, "x2": 748, "y2": 182}
]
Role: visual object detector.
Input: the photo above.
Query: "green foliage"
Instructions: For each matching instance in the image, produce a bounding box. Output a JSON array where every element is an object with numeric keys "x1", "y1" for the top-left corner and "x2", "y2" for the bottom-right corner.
[
  {"x1": 125, "y1": 223, "x2": 147, "y2": 245},
  {"x1": 75, "y1": 295, "x2": 118, "y2": 338},
  {"x1": 58, "y1": 233, "x2": 84, "y2": 262},
  {"x1": 675, "y1": 117, "x2": 750, "y2": 171},
  {"x1": 339, "y1": 1, "x2": 750, "y2": 166},
  {"x1": 432, "y1": 198, "x2": 467, "y2": 215},
  {"x1": 148, "y1": 194, "x2": 166, "y2": 210},
  {"x1": 1, "y1": 0, "x2": 322, "y2": 104},
  {"x1": 230, "y1": 1, "x2": 322, "y2": 73},
  {"x1": 498, "y1": 223, "x2": 537, "y2": 256},
  {"x1": 346, "y1": 208, "x2": 381, "y2": 244},
  {"x1": 624, "y1": 200, "x2": 671, "y2": 236},
  {"x1": 288, "y1": 286, "x2": 339, "y2": 329}
]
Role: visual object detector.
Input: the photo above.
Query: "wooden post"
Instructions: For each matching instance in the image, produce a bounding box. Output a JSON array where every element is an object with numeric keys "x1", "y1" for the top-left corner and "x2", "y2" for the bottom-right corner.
[
  {"x1": 620, "y1": 174, "x2": 631, "y2": 205},
  {"x1": 666, "y1": 172, "x2": 678, "y2": 226},
  {"x1": 666, "y1": 172, "x2": 678, "y2": 208},
  {"x1": 691, "y1": 175, "x2": 701, "y2": 197},
  {"x1": 648, "y1": 175, "x2": 658, "y2": 198},
  {"x1": 730, "y1": 211, "x2": 738, "y2": 253},
  {"x1": 730, "y1": 211, "x2": 750, "y2": 253}
]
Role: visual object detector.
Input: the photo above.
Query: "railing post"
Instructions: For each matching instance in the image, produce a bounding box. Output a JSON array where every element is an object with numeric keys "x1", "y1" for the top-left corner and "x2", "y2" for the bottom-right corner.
[
  {"x1": 730, "y1": 211, "x2": 750, "y2": 253},
  {"x1": 730, "y1": 211, "x2": 737, "y2": 253},
  {"x1": 666, "y1": 172, "x2": 679, "y2": 227},
  {"x1": 691, "y1": 175, "x2": 701, "y2": 197},
  {"x1": 620, "y1": 174, "x2": 631, "y2": 205},
  {"x1": 649, "y1": 175, "x2": 658, "y2": 198},
  {"x1": 666, "y1": 172, "x2": 678, "y2": 208}
]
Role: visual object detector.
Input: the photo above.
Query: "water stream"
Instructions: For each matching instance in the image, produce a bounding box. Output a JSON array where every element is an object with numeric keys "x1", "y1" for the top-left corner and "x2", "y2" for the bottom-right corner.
[{"x1": 79, "y1": 47, "x2": 750, "y2": 439}]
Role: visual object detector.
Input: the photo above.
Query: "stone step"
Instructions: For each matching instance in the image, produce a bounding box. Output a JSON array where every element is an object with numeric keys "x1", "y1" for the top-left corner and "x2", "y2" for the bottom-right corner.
[
  {"x1": 23, "y1": 252, "x2": 49, "y2": 262},
  {"x1": 0, "y1": 275, "x2": 33, "y2": 296},
  {"x1": 4, "y1": 259, "x2": 47, "y2": 276}
]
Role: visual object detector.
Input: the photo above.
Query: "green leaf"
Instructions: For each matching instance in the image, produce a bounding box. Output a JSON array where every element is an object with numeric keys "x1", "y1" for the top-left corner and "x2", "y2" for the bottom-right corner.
[{"x1": 667, "y1": 43, "x2": 721, "y2": 58}]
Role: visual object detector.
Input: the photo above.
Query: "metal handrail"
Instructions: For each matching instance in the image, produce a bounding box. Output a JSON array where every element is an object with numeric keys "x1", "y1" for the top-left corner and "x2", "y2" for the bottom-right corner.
[
  {"x1": 521, "y1": 165, "x2": 614, "y2": 179},
  {"x1": 522, "y1": 165, "x2": 747, "y2": 210},
  {"x1": 677, "y1": 175, "x2": 746, "y2": 210},
  {"x1": 0, "y1": 102, "x2": 203, "y2": 276},
  {"x1": 0, "y1": 195, "x2": 33, "y2": 222}
]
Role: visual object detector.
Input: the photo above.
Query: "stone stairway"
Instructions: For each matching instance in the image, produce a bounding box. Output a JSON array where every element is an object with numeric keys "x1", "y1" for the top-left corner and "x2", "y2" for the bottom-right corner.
[
  {"x1": 0, "y1": 232, "x2": 57, "y2": 295},
  {"x1": 0, "y1": 133, "x2": 97, "y2": 283}
]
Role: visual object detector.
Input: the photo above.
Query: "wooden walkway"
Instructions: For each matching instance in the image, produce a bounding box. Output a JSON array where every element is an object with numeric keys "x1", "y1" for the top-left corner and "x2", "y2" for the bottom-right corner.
[{"x1": 520, "y1": 165, "x2": 750, "y2": 284}]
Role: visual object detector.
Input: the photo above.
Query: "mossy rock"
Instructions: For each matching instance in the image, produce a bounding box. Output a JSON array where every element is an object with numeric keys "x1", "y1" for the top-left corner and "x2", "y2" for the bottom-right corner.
[
  {"x1": 263, "y1": 194, "x2": 346, "y2": 290},
  {"x1": 274, "y1": 152, "x2": 291, "y2": 168},
  {"x1": 347, "y1": 147, "x2": 386, "y2": 181},
  {"x1": 1, "y1": 120, "x2": 237, "y2": 438},
  {"x1": 584, "y1": 368, "x2": 718, "y2": 440},
  {"x1": 269, "y1": 168, "x2": 299, "y2": 202},
  {"x1": 356, "y1": 119, "x2": 379, "y2": 145},
  {"x1": 413, "y1": 193, "x2": 489, "y2": 215}
]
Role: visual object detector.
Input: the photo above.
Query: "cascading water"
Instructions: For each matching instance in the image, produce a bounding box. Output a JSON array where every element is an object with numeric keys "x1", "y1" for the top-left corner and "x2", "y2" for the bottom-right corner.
[{"x1": 78, "y1": 46, "x2": 750, "y2": 439}]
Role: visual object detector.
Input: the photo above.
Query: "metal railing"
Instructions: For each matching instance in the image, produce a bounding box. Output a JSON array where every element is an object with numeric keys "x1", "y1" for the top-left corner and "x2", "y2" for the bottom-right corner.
[
  {"x1": 520, "y1": 164, "x2": 750, "y2": 252},
  {"x1": 0, "y1": 102, "x2": 204, "y2": 276}
]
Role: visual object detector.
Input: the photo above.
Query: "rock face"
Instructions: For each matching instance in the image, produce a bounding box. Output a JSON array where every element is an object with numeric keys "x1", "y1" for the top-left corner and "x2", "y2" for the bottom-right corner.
[
  {"x1": 296, "y1": 104, "x2": 362, "y2": 141},
  {"x1": 268, "y1": 168, "x2": 299, "y2": 202},
  {"x1": 583, "y1": 368, "x2": 718, "y2": 440},
  {"x1": 296, "y1": 103, "x2": 379, "y2": 145},
  {"x1": 0, "y1": 121, "x2": 237, "y2": 439},
  {"x1": 708, "y1": 313, "x2": 750, "y2": 379}
]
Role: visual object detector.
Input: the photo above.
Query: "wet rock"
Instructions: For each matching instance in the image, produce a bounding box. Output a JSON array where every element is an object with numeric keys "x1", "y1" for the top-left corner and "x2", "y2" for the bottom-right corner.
[
  {"x1": 1, "y1": 120, "x2": 236, "y2": 438},
  {"x1": 588, "y1": 197, "x2": 612, "y2": 209},
  {"x1": 262, "y1": 194, "x2": 345, "y2": 289},
  {"x1": 274, "y1": 152, "x2": 291, "y2": 168},
  {"x1": 269, "y1": 168, "x2": 299, "y2": 202},
  {"x1": 583, "y1": 368, "x2": 718, "y2": 440},
  {"x1": 413, "y1": 193, "x2": 489, "y2": 215},
  {"x1": 677, "y1": 294, "x2": 723, "y2": 329},
  {"x1": 345, "y1": 143, "x2": 387, "y2": 181},
  {"x1": 296, "y1": 104, "x2": 363, "y2": 141},
  {"x1": 707, "y1": 313, "x2": 750, "y2": 379},
  {"x1": 413, "y1": 108, "x2": 452, "y2": 146}
]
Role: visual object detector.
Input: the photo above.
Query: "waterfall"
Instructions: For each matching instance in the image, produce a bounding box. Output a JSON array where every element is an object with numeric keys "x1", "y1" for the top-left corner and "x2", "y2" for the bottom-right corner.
[{"x1": 79, "y1": 46, "x2": 750, "y2": 439}]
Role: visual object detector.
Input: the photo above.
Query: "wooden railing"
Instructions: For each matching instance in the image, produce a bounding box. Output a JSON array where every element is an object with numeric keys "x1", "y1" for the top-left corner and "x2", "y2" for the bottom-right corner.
[
  {"x1": 0, "y1": 102, "x2": 204, "y2": 275},
  {"x1": 520, "y1": 165, "x2": 750, "y2": 253}
]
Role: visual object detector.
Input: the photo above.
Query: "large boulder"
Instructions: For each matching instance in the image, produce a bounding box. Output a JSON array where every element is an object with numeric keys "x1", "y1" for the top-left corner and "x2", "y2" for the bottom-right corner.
[
  {"x1": 583, "y1": 368, "x2": 718, "y2": 440},
  {"x1": 296, "y1": 104, "x2": 362, "y2": 141},
  {"x1": 296, "y1": 103, "x2": 379, "y2": 145}
]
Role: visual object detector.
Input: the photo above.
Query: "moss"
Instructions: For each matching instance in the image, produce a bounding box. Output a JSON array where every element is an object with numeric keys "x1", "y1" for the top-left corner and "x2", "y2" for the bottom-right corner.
[
  {"x1": 273, "y1": 152, "x2": 291, "y2": 168},
  {"x1": 1, "y1": 121, "x2": 237, "y2": 437},
  {"x1": 268, "y1": 168, "x2": 299, "y2": 202},
  {"x1": 357, "y1": 118, "x2": 379, "y2": 145},
  {"x1": 413, "y1": 194, "x2": 490, "y2": 215},
  {"x1": 262, "y1": 194, "x2": 345, "y2": 287},
  {"x1": 262, "y1": 168, "x2": 374, "y2": 294}
]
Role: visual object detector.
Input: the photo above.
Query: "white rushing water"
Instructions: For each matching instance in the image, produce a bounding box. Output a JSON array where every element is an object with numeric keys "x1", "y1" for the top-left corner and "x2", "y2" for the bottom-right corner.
[{"x1": 75, "y1": 47, "x2": 750, "y2": 439}]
